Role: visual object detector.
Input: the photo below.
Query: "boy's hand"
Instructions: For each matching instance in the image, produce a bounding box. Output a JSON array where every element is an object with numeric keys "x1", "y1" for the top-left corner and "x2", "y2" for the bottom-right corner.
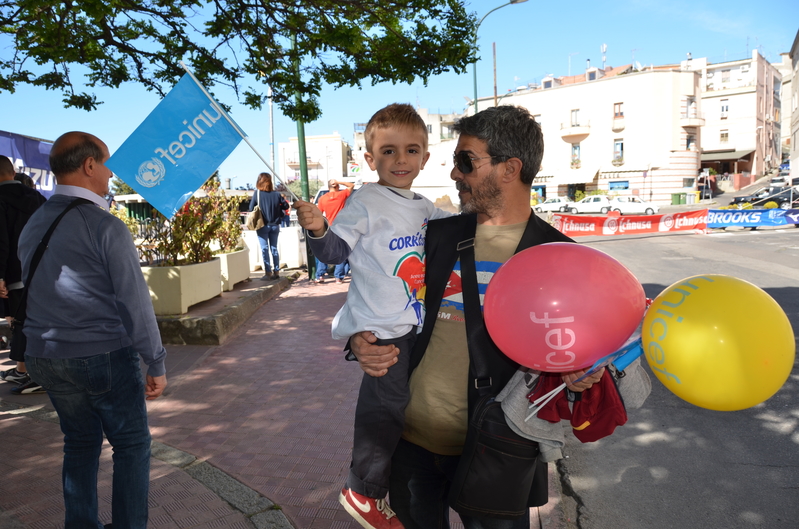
[{"x1": 293, "y1": 200, "x2": 326, "y2": 236}]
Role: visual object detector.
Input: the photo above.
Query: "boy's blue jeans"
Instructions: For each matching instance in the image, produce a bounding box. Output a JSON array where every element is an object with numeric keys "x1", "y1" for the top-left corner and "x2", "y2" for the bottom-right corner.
[{"x1": 26, "y1": 346, "x2": 152, "y2": 529}]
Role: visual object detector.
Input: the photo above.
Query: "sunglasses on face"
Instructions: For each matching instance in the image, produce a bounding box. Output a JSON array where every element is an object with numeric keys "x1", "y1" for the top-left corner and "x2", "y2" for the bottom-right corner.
[{"x1": 452, "y1": 151, "x2": 509, "y2": 174}]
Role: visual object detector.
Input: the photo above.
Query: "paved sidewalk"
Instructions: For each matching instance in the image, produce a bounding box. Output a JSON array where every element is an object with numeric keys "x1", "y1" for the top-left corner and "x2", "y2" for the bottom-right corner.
[{"x1": 0, "y1": 275, "x2": 565, "y2": 529}]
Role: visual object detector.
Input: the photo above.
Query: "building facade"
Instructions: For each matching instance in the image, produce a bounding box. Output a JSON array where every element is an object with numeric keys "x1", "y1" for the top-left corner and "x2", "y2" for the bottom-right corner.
[
  {"x1": 277, "y1": 133, "x2": 350, "y2": 188},
  {"x1": 687, "y1": 50, "x2": 782, "y2": 177},
  {"x1": 790, "y1": 30, "x2": 799, "y2": 174},
  {"x1": 775, "y1": 53, "x2": 793, "y2": 165},
  {"x1": 475, "y1": 64, "x2": 705, "y2": 204}
]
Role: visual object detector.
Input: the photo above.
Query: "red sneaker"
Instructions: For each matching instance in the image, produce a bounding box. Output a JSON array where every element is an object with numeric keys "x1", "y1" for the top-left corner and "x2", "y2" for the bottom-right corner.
[{"x1": 338, "y1": 487, "x2": 404, "y2": 529}]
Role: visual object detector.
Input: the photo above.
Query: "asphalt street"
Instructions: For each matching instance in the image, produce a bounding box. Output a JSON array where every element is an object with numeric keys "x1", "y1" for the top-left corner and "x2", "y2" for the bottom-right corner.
[{"x1": 555, "y1": 225, "x2": 799, "y2": 529}]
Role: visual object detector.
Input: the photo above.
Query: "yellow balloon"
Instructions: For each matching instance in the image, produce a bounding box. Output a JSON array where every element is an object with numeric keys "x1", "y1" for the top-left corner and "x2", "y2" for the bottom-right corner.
[{"x1": 643, "y1": 274, "x2": 795, "y2": 411}]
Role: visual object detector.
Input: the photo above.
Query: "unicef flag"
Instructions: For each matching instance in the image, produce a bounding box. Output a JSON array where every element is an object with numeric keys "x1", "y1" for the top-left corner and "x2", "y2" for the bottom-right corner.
[{"x1": 107, "y1": 73, "x2": 243, "y2": 218}]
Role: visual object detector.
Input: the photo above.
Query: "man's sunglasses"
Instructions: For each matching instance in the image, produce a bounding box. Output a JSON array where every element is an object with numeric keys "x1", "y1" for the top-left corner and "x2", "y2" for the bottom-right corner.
[{"x1": 452, "y1": 151, "x2": 509, "y2": 174}]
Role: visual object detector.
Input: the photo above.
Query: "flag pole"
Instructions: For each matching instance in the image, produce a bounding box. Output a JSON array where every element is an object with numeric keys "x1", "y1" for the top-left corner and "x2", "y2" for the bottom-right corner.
[{"x1": 178, "y1": 61, "x2": 298, "y2": 201}]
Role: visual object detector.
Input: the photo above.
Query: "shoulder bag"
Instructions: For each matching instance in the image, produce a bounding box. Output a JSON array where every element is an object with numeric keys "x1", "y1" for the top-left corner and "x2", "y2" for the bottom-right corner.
[
  {"x1": 447, "y1": 217, "x2": 544, "y2": 520},
  {"x1": 11, "y1": 198, "x2": 93, "y2": 354},
  {"x1": 246, "y1": 191, "x2": 265, "y2": 231}
]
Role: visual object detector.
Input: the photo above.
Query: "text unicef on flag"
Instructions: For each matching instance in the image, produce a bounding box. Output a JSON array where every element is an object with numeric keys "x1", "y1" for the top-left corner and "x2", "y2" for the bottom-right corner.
[{"x1": 107, "y1": 73, "x2": 244, "y2": 218}]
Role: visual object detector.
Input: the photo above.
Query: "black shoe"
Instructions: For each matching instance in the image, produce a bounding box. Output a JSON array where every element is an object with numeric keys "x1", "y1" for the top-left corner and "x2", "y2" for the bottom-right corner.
[
  {"x1": 10, "y1": 378, "x2": 45, "y2": 395},
  {"x1": 0, "y1": 368, "x2": 29, "y2": 384}
]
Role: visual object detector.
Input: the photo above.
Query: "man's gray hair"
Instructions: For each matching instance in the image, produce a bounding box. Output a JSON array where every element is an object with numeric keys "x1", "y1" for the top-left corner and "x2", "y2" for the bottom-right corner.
[
  {"x1": 49, "y1": 134, "x2": 105, "y2": 177},
  {"x1": 453, "y1": 106, "x2": 544, "y2": 186}
]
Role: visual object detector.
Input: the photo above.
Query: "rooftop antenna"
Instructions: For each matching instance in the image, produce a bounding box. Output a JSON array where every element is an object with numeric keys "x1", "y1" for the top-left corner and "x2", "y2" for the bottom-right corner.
[{"x1": 601, "y1": 43, "x2": 607, "y2": 70}]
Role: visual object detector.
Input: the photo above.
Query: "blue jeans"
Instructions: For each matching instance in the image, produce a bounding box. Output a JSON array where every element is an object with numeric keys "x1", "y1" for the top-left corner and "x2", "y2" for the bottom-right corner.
[
  {"x1": 26, "y1": 347, "x2": 152, "y2": 529},
  {"x1": 315, "y1": 259, "x2": 347, "y2": 280},
  {"x1": 256, "y1": 224, "x2": 280, "y2": 273},
  {"x1": 389, "y1": 438, "x2": 530, "y2": 529}
]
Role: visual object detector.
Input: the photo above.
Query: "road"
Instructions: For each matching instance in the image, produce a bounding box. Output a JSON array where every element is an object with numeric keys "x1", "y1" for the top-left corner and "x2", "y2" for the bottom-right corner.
[{"x1": 556, "y1": 226, "x2": 799, "y2": 529}]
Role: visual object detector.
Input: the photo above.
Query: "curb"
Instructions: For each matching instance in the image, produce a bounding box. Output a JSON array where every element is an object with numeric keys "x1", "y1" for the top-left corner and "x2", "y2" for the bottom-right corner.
[{"x1": 155, "y1": 272, "x2": 300, "y2": 346}]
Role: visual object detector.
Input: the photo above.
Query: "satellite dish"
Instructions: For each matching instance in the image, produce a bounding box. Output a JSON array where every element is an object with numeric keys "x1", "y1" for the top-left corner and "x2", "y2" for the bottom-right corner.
[{"x1": 635, "y1": 61, "x2": 642, "y2": 71}]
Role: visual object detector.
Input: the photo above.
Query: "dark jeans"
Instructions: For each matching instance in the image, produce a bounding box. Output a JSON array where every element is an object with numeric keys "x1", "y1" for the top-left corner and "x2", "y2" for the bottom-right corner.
[
  {"x1": 5, "y1": 289, "x2": 25, "y2": 362},
  {"x1": 256, "y1": 224, "x2": 280, "y2": 273},
  {"x1": 26, "y1": 346, "x2": 152, "y2": 529},
  {"x1": 348, "y1": 331, "x2": 416, "y2": 499},
  {"x1": 389, "y1": 438, "x2": 531, "y2": 529}
]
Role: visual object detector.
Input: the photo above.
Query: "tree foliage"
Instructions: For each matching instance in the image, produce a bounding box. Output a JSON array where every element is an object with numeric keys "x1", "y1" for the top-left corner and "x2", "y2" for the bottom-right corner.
[
  {"x1": 111, "y1": 176, "x2": 135, "y2": 195},
  {"x1": 0, "y1": 0, "x2": 475, "y2": 122}
]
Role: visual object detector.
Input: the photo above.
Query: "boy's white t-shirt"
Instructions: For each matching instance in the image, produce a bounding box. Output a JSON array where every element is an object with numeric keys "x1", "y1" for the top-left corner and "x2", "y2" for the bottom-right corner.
[{"x1": 329, "y1": 184, "x2": 451, "y2": 340}]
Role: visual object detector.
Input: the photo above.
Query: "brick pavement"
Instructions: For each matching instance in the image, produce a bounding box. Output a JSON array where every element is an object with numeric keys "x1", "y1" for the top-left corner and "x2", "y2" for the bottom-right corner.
[{"x1": 0, "y1": 275, "x2": 564, "y2": 528}]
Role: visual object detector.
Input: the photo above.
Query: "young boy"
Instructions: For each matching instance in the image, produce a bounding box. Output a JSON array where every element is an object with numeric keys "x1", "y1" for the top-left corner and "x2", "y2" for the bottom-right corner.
[{"x1": 295, "y1": 103, "x2": 451, "y2": 529}]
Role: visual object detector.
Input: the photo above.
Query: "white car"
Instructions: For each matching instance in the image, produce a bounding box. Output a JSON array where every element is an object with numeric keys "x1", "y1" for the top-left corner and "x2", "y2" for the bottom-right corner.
[
  {"x1": 769, "y1": 175, "x2": 788, "y2": 188},
  {"x1": 534, "y1": 196, "x2": 571, "y2": 213},
  {"x1": 609, "y1": 196, "x2": 660, "y2": 215},
  {"x1": 567, "y1": 195, "x2": 613, "y2": 214}
]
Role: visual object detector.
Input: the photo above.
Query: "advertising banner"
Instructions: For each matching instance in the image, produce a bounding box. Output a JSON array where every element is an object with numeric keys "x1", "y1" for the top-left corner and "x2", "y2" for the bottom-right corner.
[
  {"x1": 0, "y1": 130, "x2": 55, "y2": 197},
  {"x1": 551, "y1": 210, "x2": 708, "y2": 237},
  {"x1": 707, "y1": 209, "x2": 799, "y2": 228},
  {"x1": 106, "y1": 73, "x2": 244, "y2": 218}
]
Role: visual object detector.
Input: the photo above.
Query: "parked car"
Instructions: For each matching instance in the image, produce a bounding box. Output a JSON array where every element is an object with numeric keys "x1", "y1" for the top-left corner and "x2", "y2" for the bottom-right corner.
[
  {"x1": 780, "y1": 162, "x2": 790, "y2": 172},
  {"x1": 567, "y1": 195, "x2": 613, "y2": 214},
  {"x1": 609, "y1": 196, "x2": 660, "y2": 215},
  {"x1": 731, "y1": 186, "x2": 799, "y2": 209},
  {"x1": 769, "y1": 175, "x2": 788, "y2": 187},
  {"x1": 534, "y1": 196, "x2": 571, "y2": 213}
]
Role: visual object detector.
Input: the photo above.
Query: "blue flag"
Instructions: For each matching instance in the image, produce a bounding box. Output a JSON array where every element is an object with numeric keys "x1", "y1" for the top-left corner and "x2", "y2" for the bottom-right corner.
[{"x1": 107, "y1": 74, "x2": 244, "y2": 218}]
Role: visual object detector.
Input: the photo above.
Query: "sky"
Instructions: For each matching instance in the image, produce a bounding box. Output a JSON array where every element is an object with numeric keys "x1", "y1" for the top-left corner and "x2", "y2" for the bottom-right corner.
[{"x1": 1, "y1": 0, "x2": 797, "y2": 190}]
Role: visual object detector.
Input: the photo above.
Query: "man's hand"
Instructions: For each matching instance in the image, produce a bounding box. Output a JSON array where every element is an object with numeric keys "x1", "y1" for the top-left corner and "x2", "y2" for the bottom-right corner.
[
  {"x1": 0, "y1": 280, "x2": 7, "y2": 299},
  {"x1": 145, "y1": 374, "x2": 167, "y2": 400},
  {"x1": 350, "y1": 331, "x2": 400, "y2": 377},
  {"x1": 293, "y1": 200, "x2": 326, "y2": 236},
  {"x1": 561, "y1": 367, "x2": 605, "y2": 392}
]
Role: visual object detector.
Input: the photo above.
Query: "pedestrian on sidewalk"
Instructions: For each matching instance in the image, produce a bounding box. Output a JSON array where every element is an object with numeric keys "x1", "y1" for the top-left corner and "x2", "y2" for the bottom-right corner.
[
  {"x1": 314, "y1": 179, "x2": 355, "y2": 284},
  {"x1": 0, "y1": 158, "x2": 47, "y2": 394},
  {"x1": 19, "y1": 132, "x2": 167, "y2": 529},
  {"x1": 295, "y1": 103, "x2": 452, "y2": 529},
  {"x1": 249, "y1": 172, "x2": 289, "y2": 280},
  {"x1": 349, "y1": 105, "x2": 605, "y2": 529}
]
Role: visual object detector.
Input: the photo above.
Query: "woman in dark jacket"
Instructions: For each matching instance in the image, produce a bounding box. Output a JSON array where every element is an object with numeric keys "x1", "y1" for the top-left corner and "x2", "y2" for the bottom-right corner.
[{"x1": 249, "y1": 173, "x2": 289, "y2": 280}]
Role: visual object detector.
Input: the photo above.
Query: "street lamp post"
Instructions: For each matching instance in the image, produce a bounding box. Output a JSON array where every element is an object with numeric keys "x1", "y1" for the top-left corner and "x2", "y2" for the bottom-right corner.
[{"x1": 472, "y1": 0, "x2": 528, "y2": 114}]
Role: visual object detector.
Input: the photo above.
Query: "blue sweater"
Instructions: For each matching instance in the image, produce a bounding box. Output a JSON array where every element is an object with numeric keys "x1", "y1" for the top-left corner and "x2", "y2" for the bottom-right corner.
[
  {"x1": 249, "y1": 190, "x2": 288, "y2": 225},
  {"x1": 18, "y1": 186, "x2": 166, "y2": 377}
]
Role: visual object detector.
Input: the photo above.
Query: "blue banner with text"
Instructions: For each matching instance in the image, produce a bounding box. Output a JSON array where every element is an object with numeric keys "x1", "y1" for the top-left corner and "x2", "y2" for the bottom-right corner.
[
  {"x1": 707, "y1": 209, "x2": 799, "y2": 228},
  {"x1": 107, "y1": 74, "x2": 243, "y2": 218}
]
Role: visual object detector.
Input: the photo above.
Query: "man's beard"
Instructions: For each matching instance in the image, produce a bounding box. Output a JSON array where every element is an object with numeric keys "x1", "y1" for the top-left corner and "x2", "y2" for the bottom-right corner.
[{"x1": 458, "y1": 169, "x2": 502, "y2": 215}]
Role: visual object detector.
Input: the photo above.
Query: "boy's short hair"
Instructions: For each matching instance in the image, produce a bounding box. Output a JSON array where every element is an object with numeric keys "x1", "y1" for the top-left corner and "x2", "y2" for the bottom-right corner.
[{"x1": 364, "y1": 103, "x2": 428, "y2": 153}]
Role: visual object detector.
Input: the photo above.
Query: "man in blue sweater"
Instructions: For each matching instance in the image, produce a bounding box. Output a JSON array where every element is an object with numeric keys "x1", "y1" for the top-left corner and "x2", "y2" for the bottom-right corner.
[{"x1": 19, "y1": 132, "x2": 167, "y2": 529}]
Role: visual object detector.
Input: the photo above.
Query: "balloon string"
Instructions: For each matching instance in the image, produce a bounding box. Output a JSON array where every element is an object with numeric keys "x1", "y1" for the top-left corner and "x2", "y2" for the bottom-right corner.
[{"x1": 526, "y1": 383, "x2": 566, "y2": 421}]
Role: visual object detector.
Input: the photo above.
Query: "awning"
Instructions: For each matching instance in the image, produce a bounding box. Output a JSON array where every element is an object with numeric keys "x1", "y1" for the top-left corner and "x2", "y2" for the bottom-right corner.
[
  {"x1": 554, "y1": 167, "x2": 599, "y2": 185},
  {"x1": 700, "y1": 149, "x2": 754, "y2": 162}
]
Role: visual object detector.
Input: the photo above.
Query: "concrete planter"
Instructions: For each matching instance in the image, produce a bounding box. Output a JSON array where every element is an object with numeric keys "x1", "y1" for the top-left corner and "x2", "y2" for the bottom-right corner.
[
  {"x1": 142, "y1": 258, "x2": 222, "y2": 315},
  {"x1": 217, "y1": 248, "x2": 250, "y2": 291}
]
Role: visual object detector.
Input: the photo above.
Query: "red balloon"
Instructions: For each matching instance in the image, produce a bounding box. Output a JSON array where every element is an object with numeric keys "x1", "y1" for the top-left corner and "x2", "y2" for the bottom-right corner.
[{"x1": 484, "y1": 243, "x2": 645, "y2": 372}]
